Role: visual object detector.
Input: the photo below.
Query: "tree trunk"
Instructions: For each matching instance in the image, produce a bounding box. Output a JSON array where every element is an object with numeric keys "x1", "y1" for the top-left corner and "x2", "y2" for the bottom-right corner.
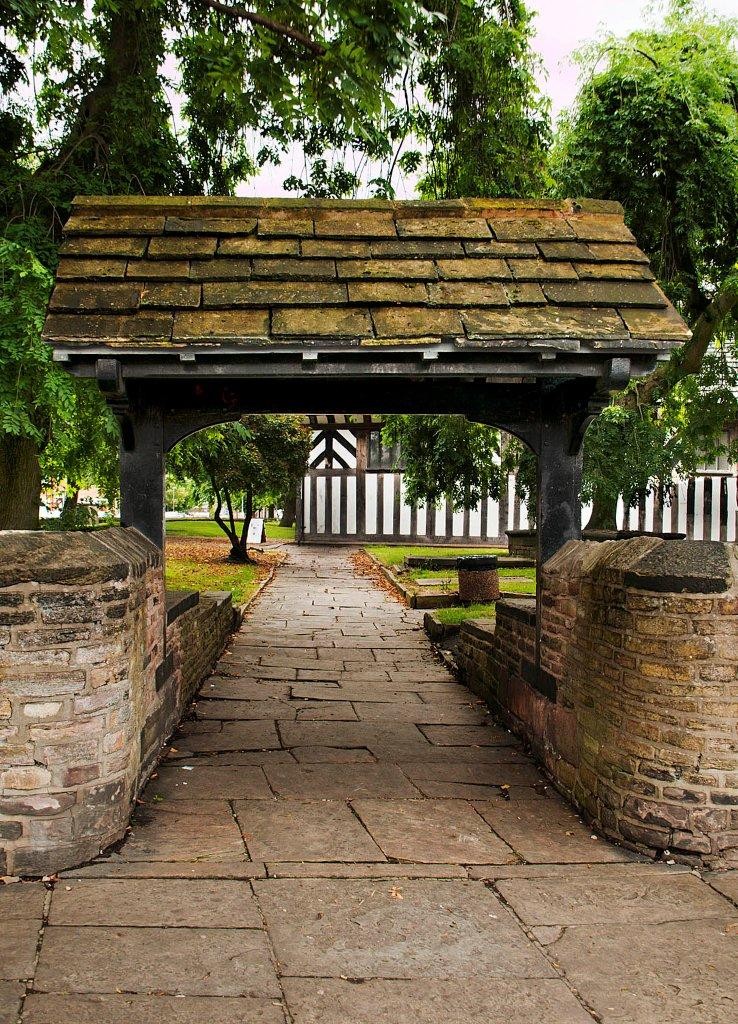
[
  {"x1": 585, "y1": 485, "x2": 619, "y2": 532},
  {"x1": 60, "y1": 486, "x2": 80, "y2": 525},
  {"x1": 280, "y1": 484, "x2": 297, "y2": 528},
  {"x1": 0, "y1": 435, "x2": 42, "y2": 530}
]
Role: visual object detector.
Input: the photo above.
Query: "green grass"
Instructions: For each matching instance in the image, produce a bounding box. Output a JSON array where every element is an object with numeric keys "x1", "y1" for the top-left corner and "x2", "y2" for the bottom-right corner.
[
  {"x1": 500, "y1": 578, "x2": 537, "y2": 595},
  {"x1": 164, "y1": 557, "x2": 261, "y2": 605},
  {"x1": 166, "y1": 518, "x2": 295, "y2": 541},
  {"x1": 434, "y1": 603, "x2": 497, "y2": 625},
  {"x1": 366, "y1": 544, "x2": 506, "y2": 568}
]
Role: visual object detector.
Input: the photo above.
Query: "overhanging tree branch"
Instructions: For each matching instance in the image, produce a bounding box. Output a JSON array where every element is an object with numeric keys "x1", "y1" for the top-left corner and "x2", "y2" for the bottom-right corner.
[
  {"x1": 201, "y1": 0, "x2": 327, "y2": 56},
  {"x1": 623, "y1": 273, "x2": 738, "y2": 411}
]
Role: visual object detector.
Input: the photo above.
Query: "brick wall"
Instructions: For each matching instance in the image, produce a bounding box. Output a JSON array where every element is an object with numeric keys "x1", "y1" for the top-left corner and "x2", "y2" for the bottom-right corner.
[
  {"x1": 0, "y1": 528, "x2": 236, "y2": 876},
  {"x1": 457, "y1": 538, "x2": 738, "y2": 868}
]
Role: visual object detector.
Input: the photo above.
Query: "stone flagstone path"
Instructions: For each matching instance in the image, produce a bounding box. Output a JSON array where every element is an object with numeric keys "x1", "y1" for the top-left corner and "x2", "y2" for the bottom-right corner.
[{"x1": 2, "y1": 546, "x2": 737, "y2": 1023}]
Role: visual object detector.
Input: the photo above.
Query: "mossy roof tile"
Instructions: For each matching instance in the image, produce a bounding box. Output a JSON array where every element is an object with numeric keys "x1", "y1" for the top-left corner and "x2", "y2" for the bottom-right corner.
[{"x1": 43, "y1": 196, "x2": 689, "y2": 355}]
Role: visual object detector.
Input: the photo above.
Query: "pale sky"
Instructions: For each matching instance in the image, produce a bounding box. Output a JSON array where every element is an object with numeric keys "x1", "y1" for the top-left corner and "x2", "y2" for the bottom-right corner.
[{"x1": 243, "y1": 0, "x2": 737, "y2": 197}]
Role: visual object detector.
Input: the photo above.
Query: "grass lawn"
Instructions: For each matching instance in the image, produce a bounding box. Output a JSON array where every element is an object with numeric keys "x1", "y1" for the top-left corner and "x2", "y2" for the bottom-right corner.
[
  {"x1": 164, "y1": 534, "x2": 282, "y2": 605},
  {"x1": 165, "y1": 556, "x2": 261, "y2": 604},
  {"x1": 434, "y1": 603, "x2": 497, "y2": 625},
  {"x1": 166, "y1": 518, "x2": 295, "y2": 542},
  {"x1": 403, "y1": 565, "x2": 536, "y2": 596},
  {"x1": 366, "y1": 544, "x2": 506, "y2": 568}
]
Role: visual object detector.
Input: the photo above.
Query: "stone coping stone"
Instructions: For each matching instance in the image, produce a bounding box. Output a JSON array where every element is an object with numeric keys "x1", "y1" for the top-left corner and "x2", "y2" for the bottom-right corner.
[
  {"x1": 0, "y1": 526, "x2": 159, "y2": 587},
  {"x1": 624, "y1": 539, "x2": 732, "y2": 593},
  {"x1": 165, "y1": 588, "x2": 199, "y2": 624}
]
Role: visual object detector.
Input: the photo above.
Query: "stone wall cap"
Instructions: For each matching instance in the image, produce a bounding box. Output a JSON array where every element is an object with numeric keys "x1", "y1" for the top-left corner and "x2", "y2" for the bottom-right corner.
[
  {"x1": 625, "y1": 540, "x2": 732, "y2": 593},
  {"x1": 0, "y1": 526, "x2": 161, "y2": 588}
]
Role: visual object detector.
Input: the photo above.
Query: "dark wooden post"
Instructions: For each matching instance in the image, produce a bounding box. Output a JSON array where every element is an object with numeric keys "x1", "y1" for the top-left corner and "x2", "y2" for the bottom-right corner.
[
  {"x1": 119, "y1": 404, "x2": 165, "y2": 549},
  {"x1": 536, "y1": 415, "x2": 584, "y2": 566}
]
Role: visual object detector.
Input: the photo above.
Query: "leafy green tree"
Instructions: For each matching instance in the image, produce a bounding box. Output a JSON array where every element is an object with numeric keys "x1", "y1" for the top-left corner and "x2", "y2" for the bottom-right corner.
[
  {"x1": 382, "y1": 415, "x2": 500, "y2": 509},
  {"x1": 0, "y1": 0, "x2": 426, "y2": 528},
  {"x1": 551, "y1": 0, "x2": 738, "y2": 527},
  {"x1": 410, "y1": 0, "x2": 549, "y2": 199},
  {"x1": 168, "y1": 416, "x2": 311, "y2": 560},
  {"x1": 382, "y1": 1, "x2": 546, "y2": 504}
]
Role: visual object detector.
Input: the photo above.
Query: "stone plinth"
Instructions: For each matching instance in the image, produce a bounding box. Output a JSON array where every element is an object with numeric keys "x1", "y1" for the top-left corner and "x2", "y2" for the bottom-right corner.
[{"x1": 457, "y1": 538, "x2": 738, "y2": 868}]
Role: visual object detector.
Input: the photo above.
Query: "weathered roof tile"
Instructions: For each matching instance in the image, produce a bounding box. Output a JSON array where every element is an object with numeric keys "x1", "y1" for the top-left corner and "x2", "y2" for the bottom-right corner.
[
  {"x1": 49, "y1": 283, "x2": 141, "y2": 312},
  {"x1": 508, "y1": 259, "x2": 578, "y2": 282},
  {"x1": 347, "y1": 281, "x2": 428, "y2": 304},
  {"x1": 218, "y1": 236, "x2": 299, "y2": 256},
  {"x1": 272, "y1": 307, "x2": 372, "y2": 338},
  {"x1": 372, "y1": 307, "x2": 464, "y2": 337},
  {"x1": 204, "y1": 281, "x2": 346, "y2": 306},
  {"x1": 464, "y1": 306, "x2": 627, "y2": 339},
  {"x1": 57, "y1": 258, "x2": 127, "y2": 279},
  {"x1": 251, "y1": 258, "x2": 336, "y2": 280},
  {"x1": 148, "y1": 236, "x2": 217, "y2": 259},
  {"x1": 397, "y1": 218, "x2": 491, "y2": 239},
  {"x1": 428, "y1": 281, "x2": 508, "y2": 306},
  {"x1": 42, "y1": 197, "x2": 689, "y2": 357},
  {"x1": 542, "y1": 280, "x2": 667, "y2": 307},
  {"x1": 140, "y1": 283, "x2": 201, "y2": 308},
  {"x1": 337, "y1": 259, "x2": 437, "y2": 281},
  {"x1": 173, "y1": 309, "x2": 268, "y2": 338},
  {"x1": 489, "y1": 215, "x2": 575, "y2": 242},
  {"x1": 436, "y1": 258, "x2": 510, "y2": 281}
]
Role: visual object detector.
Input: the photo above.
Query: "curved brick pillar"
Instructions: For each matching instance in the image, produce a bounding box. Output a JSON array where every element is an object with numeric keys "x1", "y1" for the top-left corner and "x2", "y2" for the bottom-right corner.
[
  {"x1": 542, "y1": 538, "x2": 738, "y2": 867},
  {"x1": 0, "y1": 528, "x2": 164, "y2": 876}
]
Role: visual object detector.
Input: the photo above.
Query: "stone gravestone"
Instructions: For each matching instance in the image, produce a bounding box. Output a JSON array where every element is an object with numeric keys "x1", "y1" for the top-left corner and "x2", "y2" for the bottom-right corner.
[{"x1": 247, "y1": 518, "x2": 266, "y2": 544}]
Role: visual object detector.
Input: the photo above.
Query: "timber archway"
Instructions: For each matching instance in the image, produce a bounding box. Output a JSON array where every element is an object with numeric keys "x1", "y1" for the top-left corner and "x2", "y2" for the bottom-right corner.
[{"x1": 43, "y1": 195, "x2": 689, "y2": 564}]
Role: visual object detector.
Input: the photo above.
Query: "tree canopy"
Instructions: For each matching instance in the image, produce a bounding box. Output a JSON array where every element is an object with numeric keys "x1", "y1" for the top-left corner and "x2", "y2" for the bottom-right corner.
[
  {"x1": 168, "y1": 416, "x2": 311, "y2": 559},
  {"x1": 0, "y1": 0, "x2": 428, "y2": 527},
  {"x1": 552, "y1": 0, "x2": 738, "y2": 525}
]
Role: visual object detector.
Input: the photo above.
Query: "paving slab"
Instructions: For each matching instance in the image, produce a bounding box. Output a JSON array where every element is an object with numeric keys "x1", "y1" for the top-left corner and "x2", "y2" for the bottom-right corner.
[
  {"x1": 496, "y1": 867, "x2": 735, "y2": 926},
  {"x1": 201, "y1": 679, "x2": 292, "y2": 700},
  {"x1": 0, "y1": 982, "x2": 23, "y2": 1024},
  {"x1": 165, "y1": 750, "x2": 294, "y2": 767},
  {"x1": 353, "y1": 799, "x2": 516, "y2": 864},
  {"x1": 35, "y1": 926, "x2": 280, "y2": 997},
  {"x1": 550, "y1": 918, "x2": 738, "y2": 1024},
  {"x1": 706, "y1": 870, "x2": 738, "y2": 905},
  {"x1": 253, "y1": 878, "x2": 553, "y2": 979},
  {"x1": 175, "y1": 720, "x2": 281, "y2": 752},
  {"x1": 48, "y1": 878, "x2": 263, "y2": 928},
  {"x1": 290, "y1": 684, "x2": 422, "y2": 703},
  {"x1": 22, "y1": 993, "x2": 286, "y2": 1024},
  {"x1": 263, "y1": 762, "x2": 420, "y2": 799},
  {"x1": 194, "y1": 698, "x2": 296, "y2": 720},
  {"x1": 265, "y1": 862, "x2": 468, "y2": 879},
  {"x1": 0, "y1": 919, "x2": 39, "y2": 980},
  {"x1": 144, "y1": 764, "x2": 272, "y2": 801},
  {"x1": 0, "y1": 881, "x2": 46, "y2": 920},
  {"x1": 60, "y1": 860, "x2": 265, "y2": 879},
  {"x1": 474, "y1": 794, "x2": 635, "y2": 863},
  {"x1": 282, "y1": 977, "x2": 594, "y2": 1024},
  {"x1": 234, "y1": 800, "x2": 385, "y2": 862},
  {"x1": 419, "y1": 724, "x2": 516, "y2": 746},
  {"x1": 117, "y1": 805, "x2": 246, "y2": 862},
  {"x1": 350, "y1": 702, "x2": 487, "y2": 724},
  {"x1": 290, "y1": 745, "x2": 376, "y2": 763}
]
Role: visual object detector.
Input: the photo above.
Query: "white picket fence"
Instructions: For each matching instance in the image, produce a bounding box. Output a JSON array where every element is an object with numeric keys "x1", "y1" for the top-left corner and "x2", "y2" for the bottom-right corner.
[{"x1": 301, "y1": 471, "x2": 738, "y2": 545}]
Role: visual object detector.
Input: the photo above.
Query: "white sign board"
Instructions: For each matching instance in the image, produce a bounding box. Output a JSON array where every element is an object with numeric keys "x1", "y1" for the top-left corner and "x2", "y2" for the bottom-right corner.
[{"x1": 247, "y1": 518, "x2": 266, "y2": 544}]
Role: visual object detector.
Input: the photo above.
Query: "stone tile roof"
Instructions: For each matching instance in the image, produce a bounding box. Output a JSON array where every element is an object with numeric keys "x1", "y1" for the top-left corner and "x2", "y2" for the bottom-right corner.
[{"x1": 42, "y1": 197, "x2": 690, "y2": 356}]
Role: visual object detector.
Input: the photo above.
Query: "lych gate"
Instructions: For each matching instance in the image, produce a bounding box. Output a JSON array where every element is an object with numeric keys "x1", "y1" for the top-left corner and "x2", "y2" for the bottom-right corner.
[
  {"x1": 9, "y1": 194, "x2": 737, "y2": 879},
  {"x1": 44, "y1": 195, "x2": 688, "y2": 564}
]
